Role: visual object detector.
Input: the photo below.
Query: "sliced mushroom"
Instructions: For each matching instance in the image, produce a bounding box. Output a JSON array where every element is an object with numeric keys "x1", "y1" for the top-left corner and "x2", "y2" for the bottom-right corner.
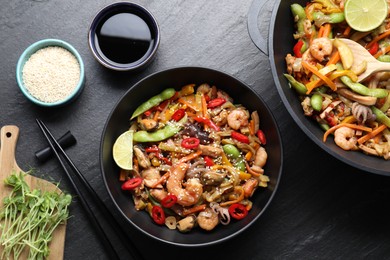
[
  {"x1": 337, "y1": 88, "x2": 377, "y2": 106},
  {"x1": 177, "y1": 215, "x2": 196, "y2": 233}
]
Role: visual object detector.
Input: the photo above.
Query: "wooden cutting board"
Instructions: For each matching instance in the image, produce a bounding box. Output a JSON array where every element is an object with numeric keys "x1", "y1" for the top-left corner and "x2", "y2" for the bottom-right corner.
[{"x1": 0, "y1": 125, "x2": 66, "y2": 259}]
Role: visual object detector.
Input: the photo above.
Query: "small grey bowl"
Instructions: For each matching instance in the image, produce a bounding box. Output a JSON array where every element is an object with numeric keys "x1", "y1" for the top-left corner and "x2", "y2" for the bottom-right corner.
[
  {"x1": 16, "y1": 39, "x2": 85, "y2": 107},
  {"x1": 88, "y1": 2, "x2": 160, "y2": 71}
]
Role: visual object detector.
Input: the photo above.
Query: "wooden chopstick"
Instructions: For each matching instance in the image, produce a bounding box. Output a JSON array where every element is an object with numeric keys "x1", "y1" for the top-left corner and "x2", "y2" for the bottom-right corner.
[{"x1": 36, "y1": 119, "x2": 144, "y2": 260}]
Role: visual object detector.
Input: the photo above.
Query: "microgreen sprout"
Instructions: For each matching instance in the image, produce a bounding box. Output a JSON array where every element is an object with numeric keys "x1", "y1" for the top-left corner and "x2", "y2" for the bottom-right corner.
[{"x1": 0, "y1": 171, "x2": 72, "y2": 259}]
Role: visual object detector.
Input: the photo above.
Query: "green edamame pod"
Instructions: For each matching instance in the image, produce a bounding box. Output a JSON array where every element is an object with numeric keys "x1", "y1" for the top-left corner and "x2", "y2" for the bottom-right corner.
[
  {"x1": 371, "y1": 106, "x2": 390, "y2": 127},
  {"x1": 131, "y1": 88, "x2": 176, "y2": 119},
  {"x1": 329, "y1": 12, "x2": 345, "y2": 23},
  {"x1": 223, "y1": 144, "x2": 246, "y2": 172},
  {"x1": 284, "y1": 74, "x2": 308, "y2": 95},
  {"x1": 377, "y1": 55, "x2": 390, "y2": 62},
  {"x1": 291, "y1": 4, "x2": 306, "y2": 19},
  {"x1": 310, "y1": 94, "x2": 323, "y2": 112},
  {"x1": 291, "y1": 4, "x2": 306, "y2": 33},
  {"x1": 340, "y1": 76, "x2": 388, "y2": 98},
  {"x1": 313, "y1": 11, "x2": 344, "y2": 26},
  {"x1": 133, "y1": 115, "x2": 187, "y2": 142}
]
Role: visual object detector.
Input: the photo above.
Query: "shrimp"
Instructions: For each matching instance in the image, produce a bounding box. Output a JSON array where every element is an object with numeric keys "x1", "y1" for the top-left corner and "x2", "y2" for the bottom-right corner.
[
  {"x1": 197, "y1": 208, "x2": 219, "y2": 231},
  {"x1": 166, "y1": 163, "x2": 203, "y2": 206},
  {"x1": 242, "y1": 178, "x2": 259, "y2": 198},
  {"x1": 251, "y1": 146, "x2": 267, "y2": 174},
  {"x1": 142, "y1": 167, "x2": 161, "y2": 188},
  {"x1": 227, "y1": 108, "x2": 249, "y2": 130},
  {"x1": 309, "y1": 37, "x2": 333, "y2": 62},
  {"x1": 334, "y1": 127, "x2": 358, "y2": 150}
]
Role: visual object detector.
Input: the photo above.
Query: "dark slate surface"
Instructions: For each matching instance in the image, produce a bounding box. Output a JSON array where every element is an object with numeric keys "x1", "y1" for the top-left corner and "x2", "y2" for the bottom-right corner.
[{"x1": 1, "y1": 0, "x2": 390, "y2": 259}]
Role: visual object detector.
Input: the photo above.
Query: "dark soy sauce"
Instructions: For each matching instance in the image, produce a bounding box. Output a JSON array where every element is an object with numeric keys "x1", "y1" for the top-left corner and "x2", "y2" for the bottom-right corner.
[{"x1": 94, "y1": 12, "x2": 154, "y2": 65}]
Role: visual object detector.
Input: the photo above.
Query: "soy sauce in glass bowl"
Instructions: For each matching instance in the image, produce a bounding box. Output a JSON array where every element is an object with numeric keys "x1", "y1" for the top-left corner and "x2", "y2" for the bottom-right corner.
[{"x1": 88, "y1": 2, "x2": 160, "y2": 71}]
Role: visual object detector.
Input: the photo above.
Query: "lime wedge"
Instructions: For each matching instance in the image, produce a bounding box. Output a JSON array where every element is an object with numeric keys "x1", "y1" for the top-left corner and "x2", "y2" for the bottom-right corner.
[
  {"x1": 344, "y1": 0, "x2": 388, "y2": 32},
  {"x1": 112, "y1": 130, "x2": 134, "y2": 170}
]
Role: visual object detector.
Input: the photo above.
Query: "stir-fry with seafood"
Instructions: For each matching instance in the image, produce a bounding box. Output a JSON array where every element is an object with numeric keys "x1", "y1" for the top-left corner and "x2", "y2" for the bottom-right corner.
[
  {"x1": 114, "y1": 83, "x2": 269, "y2": 232},
  {"x1": 285, "y1": 0, "x2": 390, "y2": 159}
]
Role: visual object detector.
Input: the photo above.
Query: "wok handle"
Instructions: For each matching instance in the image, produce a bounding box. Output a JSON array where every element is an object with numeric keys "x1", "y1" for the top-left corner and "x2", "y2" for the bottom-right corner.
[{"x1": 247, "y1": 0, "x2": 275, "y2": 55}]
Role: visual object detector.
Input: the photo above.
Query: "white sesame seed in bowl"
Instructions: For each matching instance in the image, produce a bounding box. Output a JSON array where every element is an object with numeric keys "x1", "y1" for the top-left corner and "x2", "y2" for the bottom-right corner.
[{"x1": 16, "y1": 39, "x2": 85, "y2": 107}]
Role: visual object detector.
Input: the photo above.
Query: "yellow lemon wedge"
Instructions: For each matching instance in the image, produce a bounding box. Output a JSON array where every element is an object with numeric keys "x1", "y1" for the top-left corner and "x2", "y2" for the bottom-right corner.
[
  {"x1": 344, "y1": 0, "x2": 388, "y2": 32},
  {"x1": 112, "y1": 130, "x2": 134, "y2": 170}
]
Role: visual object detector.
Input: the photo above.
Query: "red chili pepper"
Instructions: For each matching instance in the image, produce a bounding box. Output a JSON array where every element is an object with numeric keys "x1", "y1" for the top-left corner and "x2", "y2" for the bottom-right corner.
[
  {"x1": 256, "y1": 129, "x2": 267, "y2": 145},
  {"x1": 228, "y1": 203, "x2": 248, "y2": 220},
  {"x1": 231, "y1": 131, "x2": 250, "y2": 144},
  {"x1": 293, "y1": 40, "x2": 304, "y2": 58},
  {"x1": 368, "y1": 41, "x2": 379, "y2": 56},
  {"x1": 193, "y1": 116, "x2": 220, "y2": 131},
  {"x1": 151, "y1": 205, "x2": 165, "y2": 225},
  {"x1": 121, "y1": 177, "x2": 143, "y2": 190},
  {"x1": 204, "y1": 156, "x2": 214, "y2": 166},
  {"x1": 207, "y1": 97, "x2": 226, "y2": 108},
  {"x1": 161, "y1": 194, "x2": 177, "y2": 208},
  {"x1": 181, "y1": 137, "x2": 200, "y2": 149},
  {"x1": 145, "y1": 145, "x2": 159, "y2": 153},
  {"x1": 171, "y1": 109, "x2": 186, "y2": 121}
]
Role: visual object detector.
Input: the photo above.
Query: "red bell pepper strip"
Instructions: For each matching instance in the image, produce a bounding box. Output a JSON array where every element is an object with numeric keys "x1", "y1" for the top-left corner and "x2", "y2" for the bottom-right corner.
[
  {"x1": 368, "y1": 42, "x2": 379, "y2": 56},
  {"x1": 121, "y1": 177, "x2": 143, "y2": 190},
  {"x1": 293, "y1": 40, "x2": 304, "y2": 58},
  {"x1": 228, "y1": 203, "x2": 248, "y2": 220},
  {"x1": 171, "y1": 109, "x2": 186, "y2": 121},
  {"x1": 204, "y1": 156, "x2": 214, "y2": 166},
  {"x1": 193, "y1": 116, "x2": 220, "y2": 131},
  {"x1": 207, "y1": 97, "x2": 226, "y2": 108},
  {"x1": 256, "y1": 129, "x2": 266, "y2": 145},
  {"x1": 231, "y1": 131, "x2": 250, "y2": 144},
  {"x1": 151, "y1": 205, "x2": 165, "y2": 225},
  {"x1": 161, "y1": 194, "x2": 177, "y2": 208},
  {"x1": 156, "y1": 100, "x2": 169, "y2": 111},
  {"x1": 181, "y1": 137, "x2": 200, "y2": 149}
]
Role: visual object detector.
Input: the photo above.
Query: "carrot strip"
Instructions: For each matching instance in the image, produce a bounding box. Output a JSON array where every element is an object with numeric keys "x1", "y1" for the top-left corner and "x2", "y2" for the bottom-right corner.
[
  {"x1": 343, "y1": 26, "x2": 351, "y2": 37},
  {"x1": 219, "y1": 186, "x2": 245, "y2": 207},
  {"x1": 249, "y1": 119, "x2": 255, "y2": 135},
  {"x1": 178, "y1": 97, "x2": 198, "y2": 111},
  {"x1": 302, "y1": 61, "x2": 337, "y2": 91},
  {"x1": 318, "y1": 25, "x2": 325, "y2": 38},
  {"x1": 178, "y1": 150, "x2": 202, "y2": 164},
  {"x1": 305, "y1": 79, "x2": 323, "y2": 94},
  {"x1": 119, "y1": 169, "x2": 128, "y2": 181},
  {"x1": 366, "y1": 30, "x2": 390, "y2": 49},
  {"x1": 201, "y1": 93, "x2": 208, "y2": 118},
  {"x1": 182, "y1": 204, "x2": 207, "y2": 216},
  {"x1": 245, "y1": 151, "x2": 253, "y2": 161},
  {"x1": 326, "y1": 51, "x2": 340, "y2": 66},
  {"x1": 374, "y1": 45, "x2": 390, "y2": 58},
  {"x1": 151, "y1": 171, "x2": 170, "y2": 188},
  {"x1": 245, "y1": 162, "x2": 262, "y2": 177},
  {"x1": 322, "y1": 23, "x2": 332, "y2": 38},
  {"x1": 323, "y1": 123, "x2": 373, "y2": 142},
  {"x1": 357, "y1": 124, "x2": 387, "y2": 144}
]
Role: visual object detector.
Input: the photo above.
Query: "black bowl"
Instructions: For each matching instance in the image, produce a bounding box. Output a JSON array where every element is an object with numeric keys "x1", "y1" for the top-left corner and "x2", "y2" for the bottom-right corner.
[
  {"x1": 100, "y1": 67, "x2": 283, "y2": 246},
  {"x1": 248, "y1": 0, "x2": 390, "y2": 176}
]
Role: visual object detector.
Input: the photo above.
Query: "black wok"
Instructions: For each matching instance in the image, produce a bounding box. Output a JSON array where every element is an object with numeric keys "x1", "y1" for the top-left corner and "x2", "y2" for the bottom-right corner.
[
  {"x1": 248, "y1": 0, "x2": 390, "y2": 176},
  {"x1": 100, "y1": 67, "x2": 283, "y2": 246}
]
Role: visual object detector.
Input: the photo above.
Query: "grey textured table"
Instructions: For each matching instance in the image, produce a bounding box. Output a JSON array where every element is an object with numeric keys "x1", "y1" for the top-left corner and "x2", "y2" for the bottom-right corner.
[{"x1": 1, "y1": 0, "x2": 390, "y2": 259}]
